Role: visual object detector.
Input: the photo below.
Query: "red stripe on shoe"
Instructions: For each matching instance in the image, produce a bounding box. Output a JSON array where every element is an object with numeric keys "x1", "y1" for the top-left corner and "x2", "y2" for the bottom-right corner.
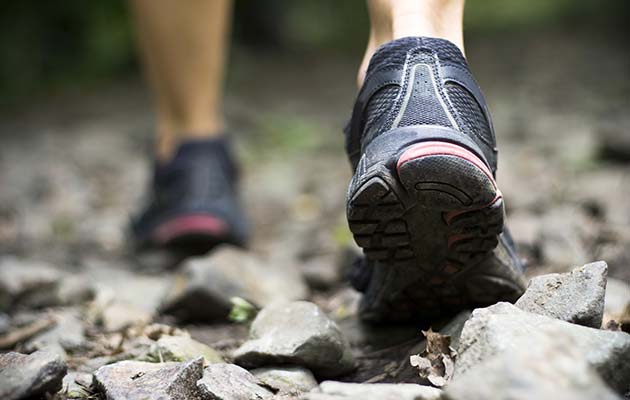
[
  {"x1": 153, "y1": 214, "x2": 228, "y2": 244},
  {"x1": 444, "y1": 194, "x2": 502, "y2": 225},
  {"x1": 396, "y1": 141, "x2": 495, "y2": 183}
]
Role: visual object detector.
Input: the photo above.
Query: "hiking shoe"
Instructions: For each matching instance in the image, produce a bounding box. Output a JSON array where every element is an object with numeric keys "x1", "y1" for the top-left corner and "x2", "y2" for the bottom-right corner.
[
  {"x1": 344, "y1": 37, "x2": 526, "y2": 323},
  {"x1": 130, "y1": 137, "x2": 249, "y2": 256}
]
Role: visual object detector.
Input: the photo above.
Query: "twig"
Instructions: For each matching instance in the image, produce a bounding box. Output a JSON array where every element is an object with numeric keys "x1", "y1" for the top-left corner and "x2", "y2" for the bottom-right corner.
[{"x1": 0, "y1": 315, "x2": 56, "y2": 349}]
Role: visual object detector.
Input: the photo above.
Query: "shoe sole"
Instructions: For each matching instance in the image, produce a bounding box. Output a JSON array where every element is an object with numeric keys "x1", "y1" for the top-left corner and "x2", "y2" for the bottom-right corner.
[
  {"x1": 347, "y1": 140, "x2": 522, "y2": 322},
  {"x1": 152, "y1": 214, "x2": 230, "y2": 256}
]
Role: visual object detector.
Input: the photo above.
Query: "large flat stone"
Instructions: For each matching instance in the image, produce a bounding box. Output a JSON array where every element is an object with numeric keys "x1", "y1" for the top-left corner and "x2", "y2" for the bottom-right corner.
[
  {"x1": 445, "y1": 340, "x2": 621, "y2": 400},
  {"x1": 305, "y1": 381, "x2": 442, "y2": 400},
  {"x1": 456, "y1": 302, "x2": 630, "y2": 393}
]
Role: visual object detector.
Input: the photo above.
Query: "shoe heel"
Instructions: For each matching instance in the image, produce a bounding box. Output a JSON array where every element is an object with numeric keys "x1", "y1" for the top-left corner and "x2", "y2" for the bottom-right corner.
[
  {"x1": 396, "y1": 141, "x2": 499, "y2": 212},
  {"x1": 347, "y1": 138, "x2": 522, "y2": 323}
]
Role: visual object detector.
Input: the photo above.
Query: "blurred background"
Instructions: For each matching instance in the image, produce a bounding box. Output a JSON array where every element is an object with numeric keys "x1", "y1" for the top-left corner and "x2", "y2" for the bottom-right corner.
[{"x1": 0, "y1": 0, "x2": 629, "y2": 282}]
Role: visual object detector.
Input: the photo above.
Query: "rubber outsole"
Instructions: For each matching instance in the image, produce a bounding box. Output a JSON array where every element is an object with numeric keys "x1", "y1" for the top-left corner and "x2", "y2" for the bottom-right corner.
[
  {"x1": 347, "y1": 140, "x2": 524, "y2": 322},
  {"x1": 143, "y1": 214, "x2": 233, "y2": 256}
]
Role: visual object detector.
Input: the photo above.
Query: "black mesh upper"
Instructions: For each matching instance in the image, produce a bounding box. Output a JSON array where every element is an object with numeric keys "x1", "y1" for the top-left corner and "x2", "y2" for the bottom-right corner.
[
  {"x1": 446, "y1": 82, "x2": 491, "y2": 143},
  {"x1": 397, "y1": 64, "x2": 451, "y2": 128},
  {"x1": 364, "y1": 86, "x2": 400, "y2": 133},
  {"x1": 346, "y1": 36, "x2": 498, "y2": 174},
  {"x1": 365, "y1": 37, "x2": 468, "y2": 80}
]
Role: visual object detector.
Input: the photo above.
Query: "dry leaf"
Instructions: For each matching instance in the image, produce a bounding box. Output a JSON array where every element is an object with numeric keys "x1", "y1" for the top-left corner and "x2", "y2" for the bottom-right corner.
[
  {"x1": 424, "y1": 328, "x2": 452, "y2": 354},
  {"x1": 409, "y1": 328, "x2": 457, "y2": 387}
]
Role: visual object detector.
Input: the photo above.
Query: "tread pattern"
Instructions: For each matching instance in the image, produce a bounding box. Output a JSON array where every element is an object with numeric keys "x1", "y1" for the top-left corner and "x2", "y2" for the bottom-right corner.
[
  {"x1": 347, "y1": 150, "x2": 523, "y2": 323},
  {"x1": 348, "y1": 177, "x2": 410, "y2": 263}
]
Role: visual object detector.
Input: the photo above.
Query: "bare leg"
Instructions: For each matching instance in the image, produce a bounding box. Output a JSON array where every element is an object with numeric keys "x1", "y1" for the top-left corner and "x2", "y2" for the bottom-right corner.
[
  {"x1": 131, "y1": 0, "x2": 232, "y2": 162},
  {"x1": 358, "y1": 0, "x2": 465, "y2": 86}
]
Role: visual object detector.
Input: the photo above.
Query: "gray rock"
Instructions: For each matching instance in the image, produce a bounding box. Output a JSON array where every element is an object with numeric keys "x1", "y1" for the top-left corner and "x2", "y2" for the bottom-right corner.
[
  {"x1": 161, "y1": 246, "x2": 308, "y2": 322},
  {"x1": 62, "y1": 371, "x2": 92, "y2": 399},
  {"x1": 55, "y1": 275, "x2": 95, "y2": 306},
  {"x1": 305, "y1": 381, "x2": 442, "y2": 400},
  {"x1": 76, "y1": 355, "x2": 119, "y2": 374},
  {"x1": 234, "y1": 301, "x2": 355, "y2": 378},
  {"x1": 515, "y1": 261, "x2": 608, "y2": 328},
  {"x1": 0, "y1": 350, "x2": 68, "y2": 400},
  {"x1": 515, "y1": 261, "x2": 607, "y2": 327},
  {"x1": 147, "y1": 335, "x2": 223, "y2": 364},
  {"x1": 197, "y1": 363, "x2": 274, "y2": 400},
  {"x1": 456, "y1": 302, "x2": 630, "y2": 393},
  {"x1": 445, "y1": 340, "x2": 621, "y2": 400},
  {"x1": 84, "y1": 257, "x2": 171, "y2": 317},
  {"x1": 251, "y1": 366, "x2": 318, "y2": 395},
  {"x1": 0, "y1": 257, "x2": 62, "y2": 311},
  {"x1": 301, "y1": 256, "x2": 341, "y2": 291},
  {"x1": 99, "y1": 301, "x2": 152, "y2": 332},
  {"x1": 93, "y1": 357, "x2": 204, "y2": 400},
  {"x1": 24, "y1": 309, "x2": 86, "y2": 357},
  {"x1": 0, "y1": 258, "x2": 94, "y2": 312}
]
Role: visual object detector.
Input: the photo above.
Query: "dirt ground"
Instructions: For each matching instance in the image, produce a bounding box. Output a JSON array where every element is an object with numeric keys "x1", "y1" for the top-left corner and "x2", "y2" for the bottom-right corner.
[{"x1": 0, "y1": 30, "x2": 628, "y2": 386}]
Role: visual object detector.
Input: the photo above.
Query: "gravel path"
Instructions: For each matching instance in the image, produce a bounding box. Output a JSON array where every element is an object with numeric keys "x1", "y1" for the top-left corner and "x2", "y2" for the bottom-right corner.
[{"x1": 0, "y1": 32, "x2": 628, "y2": 399}]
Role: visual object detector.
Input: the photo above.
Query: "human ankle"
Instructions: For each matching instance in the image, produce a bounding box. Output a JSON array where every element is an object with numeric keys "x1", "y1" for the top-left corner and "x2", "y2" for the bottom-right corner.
[
  {"x1": 155, "y1": 118, "x2": 224, "y2": 162},
  {"x1": 358, "y1": 0, "x2": 465, "y2": 86}
]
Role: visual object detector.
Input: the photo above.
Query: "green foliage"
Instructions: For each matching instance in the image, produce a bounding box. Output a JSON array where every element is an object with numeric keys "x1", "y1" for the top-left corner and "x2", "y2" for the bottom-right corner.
[
  {"x1": 0, "y1": 0, "x2": 625, "y2": 105},
  {"x1": 465, "y1": 0, "x2": 627, "y2": 33},
  {"x1": 251, "y1": 113, "x2": 326, "y2": 155},
  {"x1": 228, "y1": 297, "x2": 258, "y2": 323},
  {"x1": 0, "y1": 0, "x2": 134, "y2": 104},
  {"x1": 333, "y1": 222, "x2": 353, "y2": 247}
]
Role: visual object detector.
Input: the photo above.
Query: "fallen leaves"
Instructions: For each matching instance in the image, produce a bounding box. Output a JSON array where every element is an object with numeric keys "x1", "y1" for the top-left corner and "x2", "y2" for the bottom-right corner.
[{"x1": 409, "y1": 328, "x2": 457, "y2": 387}]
